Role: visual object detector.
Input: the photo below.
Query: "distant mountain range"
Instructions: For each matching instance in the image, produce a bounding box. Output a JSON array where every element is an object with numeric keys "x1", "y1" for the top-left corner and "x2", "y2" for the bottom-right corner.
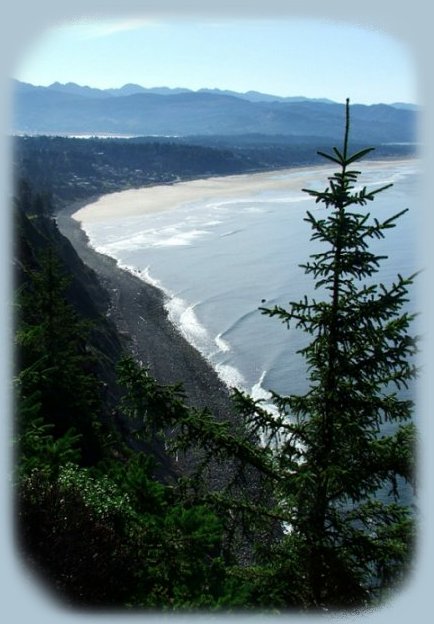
[
  {"x1": 12, "y1": 80, "x2": 418, "y2": 142},
  {"x1": 13, "y1": 80, "x2": 344, "y2": 103}
]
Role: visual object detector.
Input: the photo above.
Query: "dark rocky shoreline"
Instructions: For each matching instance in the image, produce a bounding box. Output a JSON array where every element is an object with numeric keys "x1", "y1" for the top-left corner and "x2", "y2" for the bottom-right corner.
[
  {"x1": 56, "y1": 199, "x2": 237, "y2": 428},
  {"x1": 56, "y1": 201, "x2": 270, "y2": 559}
]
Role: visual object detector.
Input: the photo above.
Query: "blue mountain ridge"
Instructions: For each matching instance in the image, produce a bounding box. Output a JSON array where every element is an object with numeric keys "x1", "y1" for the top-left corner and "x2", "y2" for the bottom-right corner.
[{"x1": 12, "y1": 80, "x2": 418, "y2": 141}]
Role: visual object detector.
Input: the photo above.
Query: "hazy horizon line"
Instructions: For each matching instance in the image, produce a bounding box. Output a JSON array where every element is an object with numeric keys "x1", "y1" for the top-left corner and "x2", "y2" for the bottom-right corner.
[{"x1": 13, "y1": 78, "x2": 419, "y2": 107}]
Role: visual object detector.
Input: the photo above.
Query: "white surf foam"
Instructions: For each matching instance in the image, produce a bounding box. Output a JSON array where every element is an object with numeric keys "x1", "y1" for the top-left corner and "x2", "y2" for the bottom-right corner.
[
  {"x1": 154, "y1": 228, "x2": 210, "y2": 247},
  {"x1": 251, "y1": 370, "x2": 280, "y2": 419},
  {"x1": 214, "y1": 363, "x2": 246, "y2": 389},
  {"x1": 165, "y1": 298, "x2": 213, "y2": 354},
  {"x1": 251, "y1": 370, "x2": 272, "y2": 402},
  {"x1": 215, "y1": 333, "x2": 231, "y2": 353},
  {"x1": 166, "y1": 299, "x2": 248, "y2": 390},
  {"x1": 87, "y1": 223, "x2": 212, "y2": 251},
  {"x1": 140, "y1": 265, "x2": 165, "y2": 291},
  {"x1": 81, "y1": 239, "x2": 248, "y2": 391},
  {"x1": 204, "y1": 219, "x2": 223, "y2": 227}
]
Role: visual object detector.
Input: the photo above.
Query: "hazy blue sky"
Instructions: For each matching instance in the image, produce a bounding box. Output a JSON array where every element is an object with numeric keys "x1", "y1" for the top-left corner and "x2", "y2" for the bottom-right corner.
[{"x1": 14, "y1": 17, "x2": 416, "y2": 104}]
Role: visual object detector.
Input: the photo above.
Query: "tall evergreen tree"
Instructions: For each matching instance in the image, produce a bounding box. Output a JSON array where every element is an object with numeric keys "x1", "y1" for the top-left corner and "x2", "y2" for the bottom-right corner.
[
  {"x1": 16, "y1": 247, "x2": 104, "y2": 462},
  {"x1": 240, "y1": 98, "x2": 418, "y2": 607},
  {"x1": 160, "y1": 100, "x2": 418, "y2": 608}
]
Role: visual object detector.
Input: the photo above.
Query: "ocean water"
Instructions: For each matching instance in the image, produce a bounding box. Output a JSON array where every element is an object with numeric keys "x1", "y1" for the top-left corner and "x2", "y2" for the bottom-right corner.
[{"x1": 80, "y1": 160, "x2": 420, "y2": 407}]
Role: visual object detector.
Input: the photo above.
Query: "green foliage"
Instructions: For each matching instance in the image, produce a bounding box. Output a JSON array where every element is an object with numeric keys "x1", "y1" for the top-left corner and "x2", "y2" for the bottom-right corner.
[
  {"x1": 132, "y1": 504, "x2": 226, "y2": 609},
  {"x1": 56, "y1": 463, "x2": 133, "y2": 520},
  {"x1": 99, "y1": 452, "x2": 167, "y2": 516},
  {"x1": 18, "y1": 417, "x2": 81, "y2": 477},
  {"x1": 18, "y1": 467, "x2": 141, "y2": 606},
  {"x1": 18, "y1": 452, "x2": 231, "y2": 608},
  {"x1": 16, "y1": 247, "x2": 91, "y2": 372},
  {"x1": 15, "y1": 361, "x2": 82, "y2": 477},
  {"x1": 15, "y1": 247, "x2": 105, "y2": 462},
  {"x1": 116, "y1": 355, "x2": 188, "y2": 442},
  {"x1": 16, "y1": 351, "x2": 234, "y2": 608},
  {"x1": 247, "y1": 100, "x2": 417, "y2": 607}
]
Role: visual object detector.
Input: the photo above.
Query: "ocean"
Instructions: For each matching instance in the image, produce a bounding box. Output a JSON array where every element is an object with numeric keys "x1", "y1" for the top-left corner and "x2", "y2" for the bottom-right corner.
[{"x1": 77, "y1": 159, "x2": 420, "y2": 409}]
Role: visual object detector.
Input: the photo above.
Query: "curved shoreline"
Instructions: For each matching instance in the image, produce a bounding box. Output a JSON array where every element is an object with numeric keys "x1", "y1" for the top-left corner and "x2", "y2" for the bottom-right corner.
[
  {"x1": 57, "y1": 157, "x2": 417, "y2": 419},
  {"x1": 56, "y1": 200, "x2": 237, "y2": 425},
  {"x1": 71, "y1": 158, "x2": 415, "y2": 224}
]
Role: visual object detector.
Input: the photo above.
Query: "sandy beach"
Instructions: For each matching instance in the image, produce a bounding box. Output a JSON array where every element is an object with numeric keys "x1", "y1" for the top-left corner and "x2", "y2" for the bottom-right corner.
[{"x1": 72, "y1": 159, "x2": 414, "y2": 225}]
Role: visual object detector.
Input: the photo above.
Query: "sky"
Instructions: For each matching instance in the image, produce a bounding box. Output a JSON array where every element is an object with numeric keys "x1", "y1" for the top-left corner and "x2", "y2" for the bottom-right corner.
[{"x1": 13, "y1": 17, "x2": 417, "y2": 105}]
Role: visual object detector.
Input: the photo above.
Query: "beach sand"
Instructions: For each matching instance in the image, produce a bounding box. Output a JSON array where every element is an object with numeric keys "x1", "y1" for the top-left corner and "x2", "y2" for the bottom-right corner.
[{"x1": 72, "y1": 159, "x2": 413, "y2": 225}]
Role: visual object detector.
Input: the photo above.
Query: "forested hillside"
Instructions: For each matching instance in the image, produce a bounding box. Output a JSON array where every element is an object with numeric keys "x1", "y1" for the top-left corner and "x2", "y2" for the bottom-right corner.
[
  {"x1": 14, "y1": 134, "x2": 415, "y2": 209},
  {"x1": 14, "y1": 185, "x2": 260, "y2": 607}
]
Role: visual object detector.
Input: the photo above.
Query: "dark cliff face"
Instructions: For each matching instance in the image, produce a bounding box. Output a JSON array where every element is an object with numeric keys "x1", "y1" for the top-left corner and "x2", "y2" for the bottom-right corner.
[
  {"x1": 13, "y1": 193, "x2": 185, "y2": 480},
  {"x1": 14, "y1": 201, "x2": 123, "y2": 409}
]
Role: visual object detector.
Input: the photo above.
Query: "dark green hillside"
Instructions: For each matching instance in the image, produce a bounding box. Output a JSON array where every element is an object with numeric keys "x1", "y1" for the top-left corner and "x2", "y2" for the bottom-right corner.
[
  {"x1": 14, "y1": 135, "x2": 415, "y2": 211},
  {"x1": 15, "y1": 186, "x2": 124, "y2": 431},
  {"x1": 13, "y1": 136, "x2": 262, "y2": 205},
  {"x1": 14, "y1": 188, "x2": 238, "y2": 606}
]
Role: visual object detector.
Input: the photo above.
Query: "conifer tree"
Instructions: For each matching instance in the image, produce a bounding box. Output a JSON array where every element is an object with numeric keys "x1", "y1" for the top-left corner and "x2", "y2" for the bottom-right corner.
[
  {"x1": 16, "y1": 248, "x2": 103, "y2": 462},
  {"x1": 237, "y1": 98, "x2": 418, "y2": 607},
  {"x1": 126, "y1": 101, "x2": 418, "y2": 609}
]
